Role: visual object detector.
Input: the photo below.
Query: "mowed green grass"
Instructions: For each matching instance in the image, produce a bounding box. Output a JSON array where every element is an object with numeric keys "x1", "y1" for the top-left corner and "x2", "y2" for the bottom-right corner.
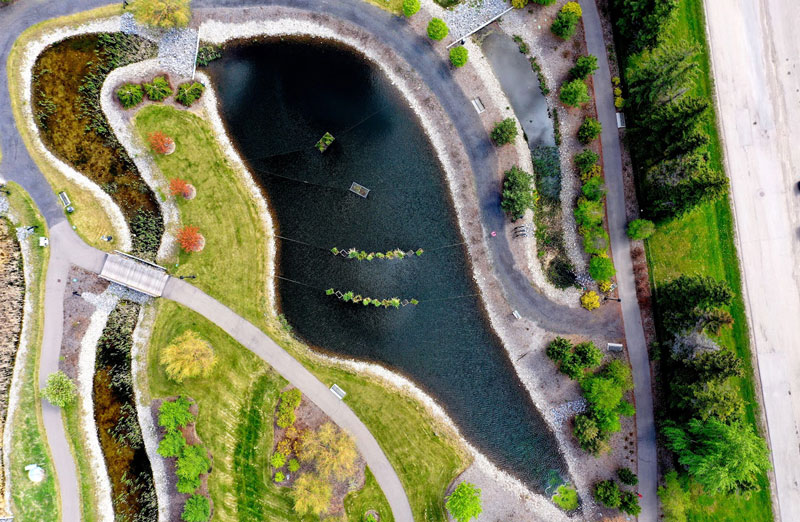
[
  {"x1": 5, "y1": 183, "x2": 59, "y2": 521},
  {"x1": 134, "y1": 105, "x2": 269, "y2": 328},
  {"x1": 644, "y1": 0, "x2": 772, "y2": 519},
  {"x1": 62, "y1": 403, "x2": 98, "y2": 522}
]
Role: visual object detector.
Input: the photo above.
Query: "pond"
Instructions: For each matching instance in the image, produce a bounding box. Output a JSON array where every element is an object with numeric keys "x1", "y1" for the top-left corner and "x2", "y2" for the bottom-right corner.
[{"x1": 206, "y1": 38, "x2": 566, "y2": 493}]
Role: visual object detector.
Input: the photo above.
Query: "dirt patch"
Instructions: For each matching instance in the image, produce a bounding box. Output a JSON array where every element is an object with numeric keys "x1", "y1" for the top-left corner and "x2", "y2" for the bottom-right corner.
[
  {"x1": 271, "y1": 388, "x2": 366, "y2": 517},
  {"x1": 151, "y1": 397, "x2": 213, "y2": 522},
  {"x1": 59, "y1": 267, "x2": 109, "y2": 380},
  {"x1": 0, "y1": 218, "x2": 24, "y2": 426}
]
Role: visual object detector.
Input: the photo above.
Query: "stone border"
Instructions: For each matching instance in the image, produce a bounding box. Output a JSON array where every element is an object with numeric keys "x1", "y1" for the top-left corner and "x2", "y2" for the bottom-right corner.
[{"x1": 18, "y1": 19, "x2": 132, "y2": 251}]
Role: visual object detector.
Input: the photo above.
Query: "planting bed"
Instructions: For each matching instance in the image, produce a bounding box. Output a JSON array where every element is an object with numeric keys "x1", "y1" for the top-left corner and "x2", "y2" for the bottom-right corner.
[
  {"x1": 32, "y1": 33, "x2": 163, "y2": 257},
  {"x1": 94, "y1": 301, "x2": 157, "y2": 521}
]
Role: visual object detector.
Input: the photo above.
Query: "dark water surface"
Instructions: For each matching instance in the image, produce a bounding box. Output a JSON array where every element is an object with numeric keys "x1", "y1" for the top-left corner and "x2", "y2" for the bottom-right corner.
[{"x1": 207, "y1": 38, "x2": 566, "y2": 491}]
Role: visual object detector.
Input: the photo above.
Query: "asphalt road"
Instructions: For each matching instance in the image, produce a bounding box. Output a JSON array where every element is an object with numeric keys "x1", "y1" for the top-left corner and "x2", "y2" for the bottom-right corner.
[{"x1": 705, "y1": 0, "x2": 800, "y2": 519}]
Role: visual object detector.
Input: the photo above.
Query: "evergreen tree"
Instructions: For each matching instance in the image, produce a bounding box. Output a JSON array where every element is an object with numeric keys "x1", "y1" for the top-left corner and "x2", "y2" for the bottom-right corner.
[
  {"x1": 657, "y1": 274, "x2": 733, "y2": 333},
  {"x1": 614, "y1": 0, "x2": 678, "y2": 52},
  {"x1": 642, "y1": 153, "x2": 727, "y2": 221},
  {"x1": 627, "y1": 42, "x2": 699, "y2": 110}
]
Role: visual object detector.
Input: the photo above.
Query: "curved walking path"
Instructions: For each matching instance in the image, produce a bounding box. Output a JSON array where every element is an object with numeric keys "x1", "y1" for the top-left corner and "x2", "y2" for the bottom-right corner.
[
  {"x1": 0, "y1": 0, "x2": 648, "y2": 520},
  {"x1": 579, "y1": 1, "x2": 658, "y2": 519}
]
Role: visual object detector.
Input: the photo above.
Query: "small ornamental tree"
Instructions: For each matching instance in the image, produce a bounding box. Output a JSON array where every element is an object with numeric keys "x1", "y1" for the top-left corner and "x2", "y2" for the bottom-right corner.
[
  {"x1": 181, "y1": 494, "x2": 210, "y2": 522},
  {"x1": 581, "y1": 291, "x2": 600, "y2": 311},
  {"x1": 160, "y1": 330, "x2": 217, "y2": 382},
  {"x1": 176, "y1": 444, "x2": 211, "y2": 493},
  {"x1": 176, "y1": 82, "x2": 205, "y2": 106},
  {"x1": 449, "y1": 46, "x2": 469, "y2": 68},
  {"x1": 627, "y1": 218, "x2": 656, "y2": 240},
  {"x1": 143, "y1": 75, "x2": 173, "y2": 101},
  {"x1": 551, "y1": 11, "x2": 579, "y2": 39},
  {"x1": 117, "y1": 83, "x2": 143, "y2": 109},
  {"x1": 177, "y1": 225, "x2": 205, "y2": 252},
  {"x1": 620, "y1": 491, "x2": 642, "y2": 516},
  {"x1": 42, "y1": 371, "x2": 77, "y2": 408},
  {"x1": 148, "y1": 131, "x2": 175, "y2": 154},
  {"x1": 446, "y1": 482, "x2": 482, "y2": 522},
  {"x1": 578, "y1": 117, "x2": 602, "y2": 144},
  {"x1": 427, "y1": 18, "x2": 449, "y2": 41},
  {"x1": 158, "y1": 397, "x2": 195, "y2": 431},
  {"x1": 491, "y1": 118, "x2": 518, "y2": 146},
  {"x1": 292, "y1": 473, "x2": 332, "y2": 517},
  {"x1": 589, "y1": 255, "x2": 615, "y2": 282},
  {"x1": 594, "y1": 480, "x2": 621, "y2": 508},
  {"x1": 130, "y1": 0, "x2": 192, "y2": 29},
  {"x1": 562, "y1": 1, "x2": 582, "y2": 17},
  {"x1": 500, "y1": 166, "x2": 537, "y2": 220},
  {"x1": 574, "y1": 341, "x2": 603, "y2": 369},
  {"x1": 618, "y1": 467, "x2": 639, "y2": 486},
  {"x1": 574, "y1": 149, "x2": 599, "y2": 173},
  {"x1": 158, "y1": 429, "x2": 187, "y2": 458},
  {"x1": 402, "y1": 0, "x2": 420, "y2": 17},
  {"x1": 170, "y1": 178, "x2": 195, "y2": 199},
  {"x1": 559, "y1": 79, "x2": 590, "y2": 107},
  {"x1": 570, "y1": 55, "x2": 598, "y2": 80}
]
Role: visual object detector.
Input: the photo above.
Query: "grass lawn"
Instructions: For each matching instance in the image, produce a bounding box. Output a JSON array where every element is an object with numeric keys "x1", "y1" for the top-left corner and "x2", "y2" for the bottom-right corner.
[
  {"x1": 363, "y1": 0, "x2": 403, "y2": 15},
  {"x1": 5, "y1": 183, "x2": 59, "y2": 521},
  {"x1": 137, "y1": 104, "x2": 467, "y2": 520},
  {"x1": 643, "y1": 0, "x2": 773, "y2": 519},
  {"x1": 134, "y1": 105, "x2": 268, "y2": 327},
  {"x1": 6, "y1": 5, "x2": 125, "y2": 252},
  {"x1": 61, "y1": 403, "x2": 99, "y2": 522}
]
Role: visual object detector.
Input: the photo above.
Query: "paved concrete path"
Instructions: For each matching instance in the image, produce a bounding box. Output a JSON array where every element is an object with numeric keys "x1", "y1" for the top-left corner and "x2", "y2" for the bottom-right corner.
[
  {"x1": 580, "y1": 1, "x2": 658, "y2": 520},
  {"x1": 705, "y1": 0, "x2": 800, "y2": 519}
]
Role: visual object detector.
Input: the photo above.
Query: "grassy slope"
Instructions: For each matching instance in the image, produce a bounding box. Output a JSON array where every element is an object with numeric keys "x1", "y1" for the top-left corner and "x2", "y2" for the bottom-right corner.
[
  {"x1": 643, "y1": 1, "x2": 772, "y2": 519},
  {"x1": 136, "y1": 106, "x2": 459, "y2": 521},
  {"x1": 5, "y1": 183, "x2": 59, "y2": 521},
  {"x1": 62, "y1": 403, "x2": 98, "y2": 522},
  {"x1": 5, "y1": 5, "x2": 123, "y2": 252}
]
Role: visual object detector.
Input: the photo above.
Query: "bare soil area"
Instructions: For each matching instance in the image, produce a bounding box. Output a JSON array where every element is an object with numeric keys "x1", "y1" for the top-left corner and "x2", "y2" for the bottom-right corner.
[
  {"x1": 0, "y1": 218, "x2": 24, "y2": 426},
  {"x1": 59, "y1": 267, "x2": 109, "y2": 379}
]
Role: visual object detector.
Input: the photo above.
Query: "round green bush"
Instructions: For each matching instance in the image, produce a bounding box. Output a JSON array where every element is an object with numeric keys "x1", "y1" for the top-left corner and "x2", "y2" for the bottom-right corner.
[
  {"x1": 270, "y1": 452, "x2": 286, "y2": 469},
  {"x1": 589, "y1": 255, "x2": 615, "y2": 282},
  {"x1": 593, "y1": 480, "x2": 621, "y2": 508},
  {"x1": 574, "y1": 149, "x2": 599, "y2": 173},
  {"x1": 144, "y1": 76, "x2": 173, "y2": 101},
  {"x1": 551, "y1": 11, "x2": 579, "y2": 40},
  {"x1": 617, "y1": 467, "x2": 639, "y2": 486},
  {"x1": 42, "y1": 371, "x2": 76, "y2": 408},
  {"x1": 511, "y1": 0, "x2": 529, "y2": 8},
  {"x1": 581, "y1": 175, "x2": 605, "y2": 201},
  {"x1": 402, "y1": 0, "x2": 420, "y2": 17},
  {"x1": 116, "y1": 83, "x2": 143, "y2": 109},
  {"x1": 449, "y1": 46, "x2": 468, "y2": 67},
  {"x1": 577, "y1": 117, "x2": 602, "y2": 144},
  {"x1": 288, "y1": 458, "x2": 300, "y2": 472},
  {"x1": 491, "y1": 117, "x2": 518, "y2": 146},
  {"x1": 274, "y1": 471, "x2": 286, "y2": 483},
  {"x1": 546, "y1": 337, "x2": 572, "y2": 363},
  {"x1": 427, "y1": 18, "x2": 449, "y2": 41},
  {"x1": 627, "y1": 218, "x2": 656, "y2": 240},
  {"x1": 181, "y1": 494, "x2": 210, "y2": 522},
  {"x1": 559, "y1": 79, "x2": 589, "y2": 107}
]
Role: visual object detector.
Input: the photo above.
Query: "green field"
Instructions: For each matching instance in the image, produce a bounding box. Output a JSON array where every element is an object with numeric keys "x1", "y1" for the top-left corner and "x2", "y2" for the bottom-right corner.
[
  {"x1": 643, "y1": 0, "x2": 773, "y2": 519},
  {"x1": 5, "y1": 183, "x2": 59, "y2": 521},
  {"x1": 137, "y1": 105, "x2": 466, "y2": 521}
]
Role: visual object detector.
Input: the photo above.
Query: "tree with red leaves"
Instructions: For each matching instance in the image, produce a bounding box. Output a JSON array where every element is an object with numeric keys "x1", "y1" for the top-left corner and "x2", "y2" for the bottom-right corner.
[
  {"x1": 177, "y1": 225, "x2": 204, "y2": 252},
  {"x1": 148, "y1": 131, "x2": 175, "y2": 154},
  {"x1": 169, "y1": 178, "x2": 193, "y2": 198}
]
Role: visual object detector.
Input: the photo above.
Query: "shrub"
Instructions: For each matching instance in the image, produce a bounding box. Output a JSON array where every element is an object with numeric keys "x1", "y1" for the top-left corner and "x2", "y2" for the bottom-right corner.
[
  {"x1": 300, "y1": 423, "x2": 358, "y2": 481},
  {"x1": 130, "y1": 0, "x2": 191, "y2": 28},
  {"x1": 292, "y1": 472, "x2": 332, "y2": 516},
  {"x1": 170, "y1": 178, "x2": 194, "y2": 198},
  {"x1": 512, "y1": 0, "x2": 528, "y2": 7},
  {"x1": 143, "y1": 76, "x2": 173, "y2": 101},
  {"x1": 450, "y1": 46, "x2": 469, "y2": 67},
  {"x1": 402, "y1": 0, "x2": 420, "y2": 17},
  {"x1": 546, "y1": 337, "x2": 572, "y2": 363},
  {"x1": 570, "y1": 55, "x2": 598, "y2": 80},
  {"x1": 176, "y1": 82, "x2": 205, "y2": 106},
  {"x1": 276, "y1": 389, "x2": 302, "y2": 428},
  {"x1": 574, "y1": 198, "x2": 603, "y2": 227},
  {"x1": 274, "y1": 471, "x2": 285, "y2": 483},
  {"x1": 589, "y1": 255, "x2": 615, "y2": 282},
  {"x1": 500, "y1": 166, "x2": 537, "y2": 220},
  {"x1": 491, "y1": 118, "x2": 518, "y2": 146},
  {"x1": 281, "y1": 389, "x2": 303, "y2": 409},
  {"x1": 270, "y1": 452, "x2": 286, "y2": 469},
  {"x1": 181, "y1": 494, "x2": 210, "y2": 522},
  {"x1": 574, "y1": 414, "x2": 604, "y2": 453},
  {"x1": 427, "y1": 18, "x2": 449, "y2": 41},
  {"x1": 158, "y1": 429, "x2": 187, "y2": 458},
  {"x1": 531, "y1": 0, "x2": 556, "y2": 4},
  {"x1": 581, "y1": 291, "x2": 600, "y2": 311},
  {"x1": 148, "y1": 131, "x2": 174, "y2": 154},
  {"x1": 578, "y1": 117, "x2": 602, "y2": 144},
  {"x1": 551, "y1": 11, "x2": 579, "y2": 40},
  {"x1": 446, "y1": 482, "x2": 482, "y2": 522},
  {"x1": 552, "y1": 484, "x2": 578, "y2": 511},
  {"x1": 288, "y1": 459, "x2": 300, "y2": 472},
  {"x1": 581, "y1": 226, "x2": 609, "y2": 254},
  {"x1": 116, "y1": 83, "x2": 143, "y2": 109},
  {"x1": 620, "y1": 491, "x2": 641, "y2": 516},
  {"x1": 581, "y1": 164, "x2": 602, "y2": 182},
  {"x1": 562, "y1": 1, "x2": 582, "y2": 16},
  {"x1": 581, "y1": 175, "x2": 605, "y2": 201},
  {"x1": 594, "y1": 480, "x2": 621, "y2": 508},
  {"x1": 159, "y1": 330, "x2": 217, "y2": 382},
  {"x1": 158, "y1": 397, "x2": 195, "y2": 431},
  {"x1": 627, "y1": 218, "x2": 655, "y2": 240},
  {"x1": 196, "y1": 45, "x2": 222, "y2": 67},
  {"x1": 574, "y1": 149, "x2": 599, "y2": 173},
  {"x1": 42, "y1": 371, "x2": 77, "y2": 408},
  {"x1": 574, "y1": 341, "x2": 603, "y2": 368},
  {"x1": 559, "y1": 352, "x2": 585, "y2": 380},
  {"x1": 559, "y1": 79, "x2": 590, "y2": 107},
  {"x1": 176, "y1": 444, "x2": 211, "y2": 493},
  {"x1": 177, "y1": 225, "x2": 204, "y2": 252},
  {"x1": 617, "y1": 467, "x2": 639, "y2": 486}
]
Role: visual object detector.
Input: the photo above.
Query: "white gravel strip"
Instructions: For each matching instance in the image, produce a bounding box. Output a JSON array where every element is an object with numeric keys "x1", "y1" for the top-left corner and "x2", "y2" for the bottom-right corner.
[
  {"x1": 443, "y1": 0, "x2": 511, "y2": 42},
  {"x1": 77, "y1": 289, "x2": 119, "y2": 522},
  {"x1": 130, "y1": 303, "x2": 170, "y2": 522},
  {"x1": 19, "y1": 18, "x2": 132, "y2": 251},
  {"x1": 101, "y1": 58, "x2": 180, "y2": 262},
  {"x1": 1, "y1": 200, "x2": 33, "y2": 515},
  {"x1": 196, "y1": 14, "x2": 575, "y2": 520}
]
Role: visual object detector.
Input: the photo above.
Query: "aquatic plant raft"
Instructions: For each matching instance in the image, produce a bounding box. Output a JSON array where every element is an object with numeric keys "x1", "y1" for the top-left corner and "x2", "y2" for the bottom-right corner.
[
  {"x1": 315, "y1": 132, "x2": 335, "y2": 152},
  {"x1": 349, "y1": 182, "x2": 370, "y2": 198},
  {"x1": 330, "y1": 247, "x2": 424, "y2": 260},
  {"x1": 325, "y1": 288, "x2": 418, "y2": 308}
]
